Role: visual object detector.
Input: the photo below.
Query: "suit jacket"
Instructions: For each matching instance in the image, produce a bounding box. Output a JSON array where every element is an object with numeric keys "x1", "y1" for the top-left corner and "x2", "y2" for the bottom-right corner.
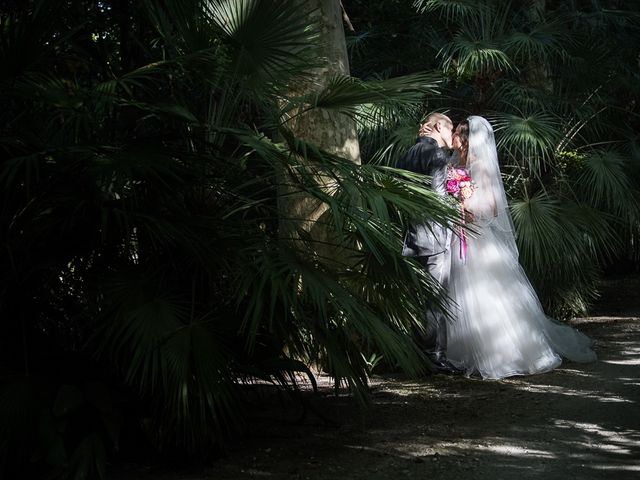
[{"x1": 398, "y1": 136, "x2": 452, "y2": 257}]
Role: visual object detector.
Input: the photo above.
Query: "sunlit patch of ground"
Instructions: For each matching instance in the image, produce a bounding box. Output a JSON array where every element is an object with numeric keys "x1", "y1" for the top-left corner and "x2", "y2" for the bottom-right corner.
[{"x1": 114, "y1": 276, "x2": 640, "y2": 480}]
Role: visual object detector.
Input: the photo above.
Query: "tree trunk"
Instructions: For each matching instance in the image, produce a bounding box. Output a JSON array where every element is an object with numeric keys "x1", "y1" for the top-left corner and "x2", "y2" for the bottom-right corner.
[
  {"x1": 289, "y1": 0, "x2": 360, "y2": 163},
  {"x1": 280, "y1": 0, "x2": 361, "y2": 244}
]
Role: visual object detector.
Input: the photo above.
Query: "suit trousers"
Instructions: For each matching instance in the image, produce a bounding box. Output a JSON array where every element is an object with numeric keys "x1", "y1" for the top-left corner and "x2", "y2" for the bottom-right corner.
[{"x1": 416, "y1": 250, "x2": 451, "y2": 358}]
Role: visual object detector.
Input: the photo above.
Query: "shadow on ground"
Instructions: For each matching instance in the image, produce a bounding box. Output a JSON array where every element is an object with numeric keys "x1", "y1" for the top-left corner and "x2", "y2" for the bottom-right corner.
[{"x1": 114, "y1": 278, "x2": 640, "y2": 480}]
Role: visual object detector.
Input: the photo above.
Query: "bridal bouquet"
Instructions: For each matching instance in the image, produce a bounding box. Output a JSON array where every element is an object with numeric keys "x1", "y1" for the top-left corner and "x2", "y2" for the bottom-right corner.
[
  {"x1": 446, "y1": 166, "x2": 475, "y2": 201},
  {"x1": 445, "y1": 165, "x2": 476, "y2": 263}
]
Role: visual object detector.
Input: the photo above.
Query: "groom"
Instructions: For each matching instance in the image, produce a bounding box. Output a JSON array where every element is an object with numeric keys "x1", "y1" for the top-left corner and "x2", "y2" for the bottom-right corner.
[{"x1": 398, "y1": 112, "x2": 459, "y2": 374}]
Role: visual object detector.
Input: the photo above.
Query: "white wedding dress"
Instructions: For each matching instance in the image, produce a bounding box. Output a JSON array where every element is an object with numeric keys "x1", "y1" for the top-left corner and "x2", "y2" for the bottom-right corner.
[{"x1": 446, "y1": 117, "x2": 596, "y2": 379}]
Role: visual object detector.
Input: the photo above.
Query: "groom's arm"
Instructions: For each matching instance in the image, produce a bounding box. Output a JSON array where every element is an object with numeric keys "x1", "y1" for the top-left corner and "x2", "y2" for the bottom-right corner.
[
  {"x1": 428, "y1": 149, "x2": 449, "y2": 195},
  {"x1": 399, "y1": 144, "x2": 437, "y2": 175}
]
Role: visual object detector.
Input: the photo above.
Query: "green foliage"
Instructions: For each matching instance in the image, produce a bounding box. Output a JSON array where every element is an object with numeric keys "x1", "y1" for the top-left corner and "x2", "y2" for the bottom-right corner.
[
  {"x1": 493, "y1": 111, "x2": 562, "y2": 173},
  {"x1": 0, "y1": 0, "x2": 454, "y2": 477},
  {"x1": 348, "y1": 0, "x2": 640, "y2": 316},
  {"x1": 2, "y1": 1, "x2": 639, "y2": 476}
]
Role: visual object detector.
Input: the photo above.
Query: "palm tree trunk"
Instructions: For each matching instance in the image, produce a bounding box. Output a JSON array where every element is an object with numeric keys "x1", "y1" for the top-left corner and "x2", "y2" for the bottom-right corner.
[
  {"x1": 280, "y1": 0, "x2": 361, "y2": 243},
  {"x1": 289, "y1": 0, "x2": 360, "y2": 163}
]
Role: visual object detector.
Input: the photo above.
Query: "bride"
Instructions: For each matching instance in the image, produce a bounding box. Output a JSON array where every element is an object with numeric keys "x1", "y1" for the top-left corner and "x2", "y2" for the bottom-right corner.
[{"x1": 446, "y1": 116, "x2": 596, "y2": 379}]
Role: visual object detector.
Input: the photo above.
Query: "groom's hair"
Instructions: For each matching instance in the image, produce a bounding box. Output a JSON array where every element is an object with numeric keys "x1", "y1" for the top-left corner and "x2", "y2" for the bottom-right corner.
[
  {"x1": 418, "y1": 112, "x2": 453, "y2": 137},
  {"x1": 425, "y1": 112, "x2": 453, "y2": 129}
]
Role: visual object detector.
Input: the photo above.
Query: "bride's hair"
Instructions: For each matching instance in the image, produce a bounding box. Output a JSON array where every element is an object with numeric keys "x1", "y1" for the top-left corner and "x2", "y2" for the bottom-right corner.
[{"x1": 456, "y1": 120, "x2": 469, "y2": 162}]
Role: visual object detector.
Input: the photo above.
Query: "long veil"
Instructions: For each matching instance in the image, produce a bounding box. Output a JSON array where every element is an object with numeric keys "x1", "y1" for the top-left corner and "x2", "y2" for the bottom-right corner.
[
  {"x1": 445, "y1": 115, "x2": 596, "y2": 378},
  {"x1": 464, "y1": 116, "x2": 518, "y2": 260}
]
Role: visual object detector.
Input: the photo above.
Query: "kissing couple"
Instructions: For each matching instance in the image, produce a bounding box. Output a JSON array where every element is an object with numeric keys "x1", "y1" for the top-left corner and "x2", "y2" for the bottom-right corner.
[{"x1": 398, "y1": 113, "x2": 596, "y2": 380}]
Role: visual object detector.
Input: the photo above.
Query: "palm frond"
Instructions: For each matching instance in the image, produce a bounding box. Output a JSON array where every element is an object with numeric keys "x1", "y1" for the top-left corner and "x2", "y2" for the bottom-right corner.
[
  {"x1": 208, "y1": 0, "x2": 320, "y2": 84},
  {"x1": 509, "y1": 189, "x2": 618, "y2": 315},
  {"x1": 566, "y1": 202, "x2": 622, "y2": 263},
  {"x1": 575, "y1": 149, "x2": 640, "y2": 221},
  {"x1": 285, "y1": 72, "x2": 442, "y2": 121},
  {"x1": 511, "y1": 191, "x2": 572, "y2": 278},
  {"x1": 489, "y1": 79, "x2": 554, "y2": 112},
  {"x1": 235, "y1": 242, "x2": 429, "y2": 402},
  {"x1": 356, "y1": 106, "x2": 423, "y2": 166},
  {"x1": 493, "y1": 111, "x2": 561, "y2": 173},
  {"x1": 143, "y1": 0, "x2": 215, "y2": 54},
  {"x1": 229, "y1": 132, "x2": 458, "y2": 395},
  {"x1": 502, "y1": 21, "x2": 570, "y2": 64},
  {"x1": 439, "y1": 28, "x2": 517, "y2": 77},
  {"x1": 94, "y1": 277, "x2": 240, "y2": 452},
  {"x1": 413, "y1": 0, "x2": 486, "y2": 19}
]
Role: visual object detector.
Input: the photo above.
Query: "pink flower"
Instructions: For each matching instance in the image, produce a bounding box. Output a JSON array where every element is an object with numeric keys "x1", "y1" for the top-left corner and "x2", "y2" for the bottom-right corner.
[
  {"x1": 445, "y1": 165, "x2": 476, "y2": 202},
  {"x1": 447, "y1": 179, "x2": 460, "y2": 195},
  {"x1": 460, "y1": 185, "x2": 474, "y2": 200}
]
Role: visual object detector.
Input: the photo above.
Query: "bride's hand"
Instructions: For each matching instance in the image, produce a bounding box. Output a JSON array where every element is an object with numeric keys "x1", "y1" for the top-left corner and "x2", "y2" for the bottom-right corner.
[
  {"x1": 418, "y1": 122, "x2": 433, "y2": 136},
  {"x1": 463, "y1": 208, "x2": 475, "y2": 224}
]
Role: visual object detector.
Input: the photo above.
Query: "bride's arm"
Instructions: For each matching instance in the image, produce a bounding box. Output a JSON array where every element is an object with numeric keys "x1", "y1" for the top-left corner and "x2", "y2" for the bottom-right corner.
[{"x1": 466, "y1": 169, "x2": 497, "y2": 218}]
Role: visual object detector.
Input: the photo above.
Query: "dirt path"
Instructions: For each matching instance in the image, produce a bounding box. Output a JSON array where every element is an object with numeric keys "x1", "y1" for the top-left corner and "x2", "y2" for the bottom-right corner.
[{"x1": 116, "y1": 278, "x2": 640, "y2": 480}]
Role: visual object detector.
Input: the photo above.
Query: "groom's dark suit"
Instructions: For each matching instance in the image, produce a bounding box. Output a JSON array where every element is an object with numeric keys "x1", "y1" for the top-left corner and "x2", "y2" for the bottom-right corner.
[{"x1": 398, "y1": 136, "x2": 453, "y2": 365}]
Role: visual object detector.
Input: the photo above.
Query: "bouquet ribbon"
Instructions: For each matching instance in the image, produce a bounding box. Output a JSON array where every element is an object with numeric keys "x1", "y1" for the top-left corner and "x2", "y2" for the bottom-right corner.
[{"x1": 459, "y1": 204, "x2": 468, "y2": 263}]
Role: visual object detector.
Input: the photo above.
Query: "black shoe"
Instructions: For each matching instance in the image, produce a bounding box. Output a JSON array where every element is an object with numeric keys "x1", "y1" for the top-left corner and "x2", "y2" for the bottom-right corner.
[{"x1": 426, "y1": 356, "x2": 463, "y2": 375}]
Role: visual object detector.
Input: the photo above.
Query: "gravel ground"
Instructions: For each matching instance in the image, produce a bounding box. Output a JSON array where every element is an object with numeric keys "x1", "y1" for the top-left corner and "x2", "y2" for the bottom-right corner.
[{"x1": 115, "y1": 275, "x2": 640, "y2": 480}]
